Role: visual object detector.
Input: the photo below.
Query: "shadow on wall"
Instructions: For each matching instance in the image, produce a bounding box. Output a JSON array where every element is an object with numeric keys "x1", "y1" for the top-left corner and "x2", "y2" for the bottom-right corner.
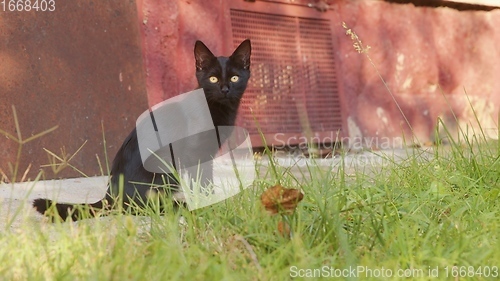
[{"x1": 0, "y1": 1, "x2": 148, "y2": 181}]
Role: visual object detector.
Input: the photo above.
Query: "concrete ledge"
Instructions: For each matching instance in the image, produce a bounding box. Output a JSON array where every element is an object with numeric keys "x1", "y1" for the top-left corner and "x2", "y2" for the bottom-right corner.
[{"x1": 0, "y1": 176, "x2": 108, "y2": 204}]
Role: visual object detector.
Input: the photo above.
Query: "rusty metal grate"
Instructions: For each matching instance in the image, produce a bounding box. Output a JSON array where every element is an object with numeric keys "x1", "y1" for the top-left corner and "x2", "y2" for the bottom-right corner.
[{"x1": 231, "y1": 9, "x2": 342, "y2": 145}]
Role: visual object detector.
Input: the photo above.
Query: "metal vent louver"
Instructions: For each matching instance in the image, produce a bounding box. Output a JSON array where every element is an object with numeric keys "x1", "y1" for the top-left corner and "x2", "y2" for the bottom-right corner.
[{"x1": 231, "y1": 9, "x2": 342, "y2": 145}]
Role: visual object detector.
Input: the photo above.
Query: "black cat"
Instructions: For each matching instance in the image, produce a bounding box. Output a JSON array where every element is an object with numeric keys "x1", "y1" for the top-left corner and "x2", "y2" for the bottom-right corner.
[{"x1": 33, "y1": 39, "x2": 251, "y2": 220}]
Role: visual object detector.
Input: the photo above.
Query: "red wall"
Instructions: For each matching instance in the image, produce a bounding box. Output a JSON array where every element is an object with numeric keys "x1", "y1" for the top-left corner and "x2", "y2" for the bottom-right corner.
[
  {"x1": 1, "y1": 0, "x2": 498, "y2": 180},
  {"x1": 137, "y1": 0, "x2": 500, "y2": 146},
  {"x1": 0, "y1": 0, "x2": 148, "y2": 181}
]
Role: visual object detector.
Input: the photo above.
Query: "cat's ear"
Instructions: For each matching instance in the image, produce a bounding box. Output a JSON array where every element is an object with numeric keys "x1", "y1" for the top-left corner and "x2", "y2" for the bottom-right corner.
[
  {"x1": 230, "y1": 39, "x2": 251, "y2": 70},
  {"x1": 194, "y1": 41, "x2": 216, "y2": 71}
]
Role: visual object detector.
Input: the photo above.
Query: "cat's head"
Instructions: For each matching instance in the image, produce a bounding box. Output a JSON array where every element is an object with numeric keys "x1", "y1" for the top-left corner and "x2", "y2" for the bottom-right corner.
[{"x1": 194, "y1": 39, "x2": 251, "y2": 106}]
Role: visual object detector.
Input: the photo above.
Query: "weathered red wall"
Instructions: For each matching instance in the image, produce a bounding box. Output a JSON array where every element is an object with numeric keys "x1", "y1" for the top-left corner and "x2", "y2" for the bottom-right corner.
[
  {"x1": 335, "y1": 1, "x2": 500, "y2": 145},
  {"x1": 137, "y1": 0, "x2": 500, "y2": 146},
  {"x1": 0, "y1": 1, "x2": 148, "y2": 181},
  {"x1": 1, "y1": 0, "x2": 499, "y2": 181}
]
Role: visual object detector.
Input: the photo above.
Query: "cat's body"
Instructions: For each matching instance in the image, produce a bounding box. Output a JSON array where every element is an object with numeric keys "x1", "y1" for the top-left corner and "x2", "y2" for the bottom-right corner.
[{"x1": 33, "y1": 39, "x2": 251, "y2": 220}]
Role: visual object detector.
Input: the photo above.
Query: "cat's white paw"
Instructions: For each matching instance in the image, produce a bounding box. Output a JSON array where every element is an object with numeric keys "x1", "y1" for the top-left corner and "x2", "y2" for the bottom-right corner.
[{"x1": 172, "y1": 191, "x2": 186, "y2": 203}]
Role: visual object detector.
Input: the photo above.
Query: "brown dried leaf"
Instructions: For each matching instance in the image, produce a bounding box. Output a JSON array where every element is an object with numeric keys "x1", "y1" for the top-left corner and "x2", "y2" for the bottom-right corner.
[{"x1": 261, "y1": 184, "x2": 304, "y2": 215}]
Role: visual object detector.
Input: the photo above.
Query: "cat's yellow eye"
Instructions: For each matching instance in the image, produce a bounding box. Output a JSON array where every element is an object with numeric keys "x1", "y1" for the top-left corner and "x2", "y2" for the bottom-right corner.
[
  {"x1": 230, "y1": 76, "x2": 239, "y2": 83},
  {"x1": 209, "y1": 76, "x2": 218, "y2": 83}
]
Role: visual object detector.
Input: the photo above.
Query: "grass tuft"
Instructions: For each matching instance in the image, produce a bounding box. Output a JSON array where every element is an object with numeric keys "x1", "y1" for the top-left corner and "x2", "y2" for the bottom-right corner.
[
  {"x1": 1, "y1": 28, "x2": 499, "y2": 279},
  {"x1": 2, "y1": 121, "x2": 498, "y2": 279}
]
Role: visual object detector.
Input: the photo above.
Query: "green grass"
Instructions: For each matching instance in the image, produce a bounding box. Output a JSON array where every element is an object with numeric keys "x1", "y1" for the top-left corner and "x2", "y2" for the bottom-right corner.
[
  {"x1": 1, "y1": 29, "x2": 499, "y2": 278},
  {"x1": 0, "y1": 131, "x2": 499, "y2": 280}
]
